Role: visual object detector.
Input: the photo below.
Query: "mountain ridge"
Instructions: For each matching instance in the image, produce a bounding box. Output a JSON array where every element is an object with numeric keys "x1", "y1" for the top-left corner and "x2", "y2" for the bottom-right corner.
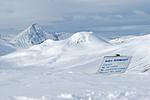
[{"x1": 11, "y1": 23, "x2": 47, "y2": 48}]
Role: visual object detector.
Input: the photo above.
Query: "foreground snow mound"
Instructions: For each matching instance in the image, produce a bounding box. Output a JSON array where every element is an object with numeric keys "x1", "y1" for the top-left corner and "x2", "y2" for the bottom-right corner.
[
  {"x1": 11, "y1": 23, "x2": 47, "y2": 48},
  {"x1": 0, "y1": 39, "x2": 15, "y2": 56}
]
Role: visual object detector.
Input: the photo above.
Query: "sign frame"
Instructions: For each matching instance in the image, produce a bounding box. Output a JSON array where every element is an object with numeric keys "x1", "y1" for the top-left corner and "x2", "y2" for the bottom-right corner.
[{"x1": 97, "y1": 56, "x2": 132, "y2": 74}]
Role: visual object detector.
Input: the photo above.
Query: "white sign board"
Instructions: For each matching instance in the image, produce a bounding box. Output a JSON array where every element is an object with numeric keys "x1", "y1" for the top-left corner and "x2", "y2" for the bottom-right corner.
[{"x1": 98, "y1": 56, "x2": 132, "y2": 74}]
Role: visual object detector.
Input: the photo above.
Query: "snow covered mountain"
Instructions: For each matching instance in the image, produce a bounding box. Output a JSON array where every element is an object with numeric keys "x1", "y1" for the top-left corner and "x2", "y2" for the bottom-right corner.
[
  {"x1": 3, "y1": 32, "x2": 150, "y2": 72},
  {"x1": 0, "y1": 34, "x2": 13, "y2": 41},
  {"x1": 1, "y1": 32, "x2": 150, "y2": 99},
  {"x1": 68, "y1": 32, "x2": 109, "y2": 45},
  {"x1": 0, "y1": 39, "x2": 15, "y2": 56},
  {"x1": 11, "y1": 23, "x2": 47, "y2": 48},
  {"x1": 0, "y1": 32, "x2": 112, "y2": 67},
  {"x1": 46, "y1": 32, "x2": 73, "y2": 41},
  {"x1": 11, "y1": 23, "x2": 74, "y2": 48}
]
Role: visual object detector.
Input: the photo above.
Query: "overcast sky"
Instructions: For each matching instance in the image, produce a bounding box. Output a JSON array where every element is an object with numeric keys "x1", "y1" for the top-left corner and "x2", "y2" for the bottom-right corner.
[{"x1": 0, "y1": 0, "x2": 150, "y2": 36}]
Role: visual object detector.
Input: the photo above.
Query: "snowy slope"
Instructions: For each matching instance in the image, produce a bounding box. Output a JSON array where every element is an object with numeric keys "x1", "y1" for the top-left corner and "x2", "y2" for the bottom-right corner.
[
  {"x1": 0, "y1": 34, "x2": 14, "y2": 41},
  {"x1": 0, "y1": 39, "x2": 15, "y2": 56},
  {"x1": 1, "y1": 32, "x2": 150, "y2": 99},
  {"x1": 110, "y1": 35, "x2": 141, "y2": 44},
  {"x1": 11, "y1": 23, "x2": 47, "y2": 48},
  {"x1": 1, "y1": 31, "x2": 150, "y2": 71},
  {"x1": 110, "y1": 34, "x2": 150, "y2": 72},
  {"x1": 1, "y1": 32, "x2": 112, "y2": 67}
]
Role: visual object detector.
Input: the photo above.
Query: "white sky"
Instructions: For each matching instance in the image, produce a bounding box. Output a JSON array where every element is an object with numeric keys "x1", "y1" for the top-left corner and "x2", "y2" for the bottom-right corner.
[{"x1": 0, "y1": 0, "x2": 150, "y2": 34}]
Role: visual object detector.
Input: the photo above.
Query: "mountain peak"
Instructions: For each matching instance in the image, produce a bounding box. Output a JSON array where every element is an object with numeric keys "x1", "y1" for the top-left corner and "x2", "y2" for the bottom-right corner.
[
  {"x1": 70, "y1": 32, "x2": 92, "y2": 44},
  {"x1": 68, "y1": 32, "x2": 109, "y2": 46},
  {"x1": 29, "y1": 23, "x2": 40, "y2": 30},
  {"x1": 11, "y1": 23, "x2": 47, "y2": 48}
]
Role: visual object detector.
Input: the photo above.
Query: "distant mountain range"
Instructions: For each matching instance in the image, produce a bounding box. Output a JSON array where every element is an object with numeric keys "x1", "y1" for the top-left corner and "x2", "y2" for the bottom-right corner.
[{"x1": 10, "y1": 23, "x2": 73, "y2": 48}]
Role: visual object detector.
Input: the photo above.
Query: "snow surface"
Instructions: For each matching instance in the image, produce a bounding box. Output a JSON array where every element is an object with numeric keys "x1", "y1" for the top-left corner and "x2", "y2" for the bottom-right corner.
[
  {"x1": 110, "y1": 34, "x2": 150, "y2": 72},
  {"x1": 0, "y1": 39, "x2": 15, "y2": 56},
  {"x1": 0, "y1": 32, "x2": 150, "y2": 100}
]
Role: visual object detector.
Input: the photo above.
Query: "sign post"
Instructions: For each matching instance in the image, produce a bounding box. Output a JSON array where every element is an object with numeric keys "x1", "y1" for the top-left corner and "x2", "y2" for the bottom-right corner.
[{"x1": 98, "y1": 56, "x2": 132, "y2": 74}]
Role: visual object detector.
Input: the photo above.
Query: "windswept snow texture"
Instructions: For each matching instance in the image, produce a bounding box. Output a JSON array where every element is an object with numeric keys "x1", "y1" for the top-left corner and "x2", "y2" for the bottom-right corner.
[
  {"x1": 0, "y1": 32, "x2": 150, "y2": 100},
  {"x1": 11, "y1": 23, "x2": 47, "y2": 48}
]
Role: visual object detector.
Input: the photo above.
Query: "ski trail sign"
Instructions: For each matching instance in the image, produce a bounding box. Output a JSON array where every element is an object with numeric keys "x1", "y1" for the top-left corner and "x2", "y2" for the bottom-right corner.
[{"x1": 98, "y1": 56, "x2": 132, "y2": 74}]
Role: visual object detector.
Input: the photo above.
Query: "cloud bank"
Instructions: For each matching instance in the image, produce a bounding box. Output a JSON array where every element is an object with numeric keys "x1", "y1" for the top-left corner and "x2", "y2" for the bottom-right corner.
[{"x1": 0, "y1": 0, "x2": 150, "y2": 35}]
